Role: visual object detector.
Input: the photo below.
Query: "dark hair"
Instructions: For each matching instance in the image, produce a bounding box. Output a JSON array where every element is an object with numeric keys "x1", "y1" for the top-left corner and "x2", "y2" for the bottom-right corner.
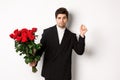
[{"x1": 55, "y1": 7, "x2": 69, "y2": 19}]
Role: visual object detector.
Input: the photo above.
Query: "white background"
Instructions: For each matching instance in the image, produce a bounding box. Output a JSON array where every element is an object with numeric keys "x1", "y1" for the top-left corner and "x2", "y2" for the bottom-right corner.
[{"x1": 0, "y1": 0, "x2": 120, "y2": 80}]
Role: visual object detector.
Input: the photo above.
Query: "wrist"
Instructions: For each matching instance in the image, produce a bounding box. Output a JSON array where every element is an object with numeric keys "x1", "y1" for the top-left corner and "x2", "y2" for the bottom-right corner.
[{"x1": 80, "y1": 34, "x2": 85, "y2": 38}]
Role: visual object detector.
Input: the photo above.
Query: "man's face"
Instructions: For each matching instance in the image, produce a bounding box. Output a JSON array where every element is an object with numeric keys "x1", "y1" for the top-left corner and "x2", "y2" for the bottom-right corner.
[{"x1": 56, "y1": 14, "x2": 68, "y2": 28}]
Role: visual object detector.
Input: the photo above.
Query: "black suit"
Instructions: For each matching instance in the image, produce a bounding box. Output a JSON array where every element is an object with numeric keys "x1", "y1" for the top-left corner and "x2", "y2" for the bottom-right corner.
[{"x1": 36, "y1": 25, "x2": 85, "y2": 80}]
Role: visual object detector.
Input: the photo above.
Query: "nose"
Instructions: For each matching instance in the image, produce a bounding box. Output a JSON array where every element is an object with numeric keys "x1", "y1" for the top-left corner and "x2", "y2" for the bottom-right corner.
[{"x1": 60, "y1": 18, "x2": 64, "y2": 22}]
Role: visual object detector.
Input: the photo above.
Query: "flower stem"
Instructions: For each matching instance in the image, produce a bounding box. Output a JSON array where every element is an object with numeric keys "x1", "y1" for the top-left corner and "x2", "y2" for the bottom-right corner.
[{"x1": 32, "y1": 66, "x2": 37, "y2": 73}]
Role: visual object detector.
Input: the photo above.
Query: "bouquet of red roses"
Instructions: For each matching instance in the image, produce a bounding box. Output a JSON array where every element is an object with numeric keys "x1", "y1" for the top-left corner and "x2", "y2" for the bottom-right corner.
[{"x1": 9, "y1": 27, "x2": 41, "y2": 73}]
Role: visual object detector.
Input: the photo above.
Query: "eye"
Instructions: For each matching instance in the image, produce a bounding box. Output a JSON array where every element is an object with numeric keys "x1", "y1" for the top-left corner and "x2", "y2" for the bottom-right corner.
[
  {"x1": 63, "y1": 16, "x2": 67, "y2": 19},
  {"x1": 63, "y1": 17, "x2": 66, "y2": 19},
  {"x1": 59, "y1": 17, "x2": 61, "y2": 19}
]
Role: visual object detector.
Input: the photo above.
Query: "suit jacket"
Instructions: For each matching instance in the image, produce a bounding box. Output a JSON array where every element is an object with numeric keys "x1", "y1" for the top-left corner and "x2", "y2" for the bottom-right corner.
[{"x1": 36, "y1": 25, "x2": 85, "y2": 80}]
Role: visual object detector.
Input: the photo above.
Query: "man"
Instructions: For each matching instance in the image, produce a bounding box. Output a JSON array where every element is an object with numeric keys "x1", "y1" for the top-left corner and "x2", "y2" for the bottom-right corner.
[{"x1": 30, "y1": 7, "x2": 87, "y2": 80}]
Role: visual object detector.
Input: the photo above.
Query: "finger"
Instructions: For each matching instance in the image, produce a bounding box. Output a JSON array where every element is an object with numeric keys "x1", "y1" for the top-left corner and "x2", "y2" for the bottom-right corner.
[
  {"x1": 80, "y1": 24, "x2": 84, "y2": 30},
  {"x1": 30, "y1": 63, "x2": 35, "y2": 67},
  {"x1": 29, "y1": 62, "x2": 36, "y2": 66},
  {"x1": 84, "y1": 26, "x2": 87, "y2": 30},
  {"x1": 82, "y1": 25, "x2": 86, "y2": 30}
]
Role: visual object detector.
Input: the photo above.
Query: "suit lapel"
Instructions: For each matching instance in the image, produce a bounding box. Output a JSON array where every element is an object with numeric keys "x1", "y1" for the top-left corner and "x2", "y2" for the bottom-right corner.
[
  {"x1": 53, "y1": 25, "x2": 70, "y2": 46},
  {"x1": 52, "y1": 25, "x2": 59, "y2": 46},
  {"x1": 60, "y1": 29, "x2": 70, "y2": 46},
  {"x1": 52, "y1": 27, "x2": 70, "y2": 60}
]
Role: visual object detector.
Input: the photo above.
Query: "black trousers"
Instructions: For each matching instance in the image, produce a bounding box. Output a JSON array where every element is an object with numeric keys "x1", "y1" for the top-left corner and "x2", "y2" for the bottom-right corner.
[
  {"x1": 45, "y1": 78, "x2": 71, "y2": 80},
  {"x1": 45, "y1": 77, "x2": 49, "y2": 80},
  {"x1": 44, "y1": 77, "x2": 71, "y2": 80},
  {"x1": 45, "y1": 78, "x2": 48, "y2": 80}
]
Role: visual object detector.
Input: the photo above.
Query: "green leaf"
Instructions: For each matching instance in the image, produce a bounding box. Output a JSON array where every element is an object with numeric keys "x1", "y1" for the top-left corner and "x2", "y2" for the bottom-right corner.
[
  {"x1": 25, "y1": 46, "x2": 29, "y2": 54},
  {"x1": 29, "y1": 49, "x2": 33, "y2": 54},
  {"x1": 25, "y1": 57, "x2": 33, "y2": 64},
  {"x1": 32, "y1": 66, "x2": 37, "y2": 73},
  {"x1": 25, "y1": 59, "x2": 29, "y2": 64},
  {"x1": 35, "y1": 44, "x2": 41, "y2": 49},
  {"x1": 19, "y1": 52, "x2": 23, "y2": 55},
  {"x1": 16, "y1": 49, "x2": 19, "y2": 52},
  {"x1": 34, "y1": 56, "x2": 41, "y2": 61},
  {"x1": 15, "y1": 41, "x2": 18, "y2": 48},
  {"x1": 28, "y1": 44, "x2": 33, "y2": 49}
]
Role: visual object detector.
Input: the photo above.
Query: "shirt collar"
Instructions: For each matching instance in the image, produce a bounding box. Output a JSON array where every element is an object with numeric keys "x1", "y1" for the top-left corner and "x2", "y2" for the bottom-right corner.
[{"x1": 56, "y1": 25, "x2": 66, "y2": 31}]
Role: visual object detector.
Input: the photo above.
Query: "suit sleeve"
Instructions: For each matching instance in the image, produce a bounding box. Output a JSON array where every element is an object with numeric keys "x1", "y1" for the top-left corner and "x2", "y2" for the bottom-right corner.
[
  {"x1": 35, "y1": 30, "x2": 47, "y2": 57},
  {"x1": 73, "y1": 34, "x2": 85, "y2": 55}
]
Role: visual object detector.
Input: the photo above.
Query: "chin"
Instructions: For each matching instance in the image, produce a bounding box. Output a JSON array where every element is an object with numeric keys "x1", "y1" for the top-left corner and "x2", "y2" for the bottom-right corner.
[
  {"x1": 60, "y1": 26, "x2": 66, "y2": 28},
  {"x1": 60, "y1": 24, "x2": 66, "y2": 27}
]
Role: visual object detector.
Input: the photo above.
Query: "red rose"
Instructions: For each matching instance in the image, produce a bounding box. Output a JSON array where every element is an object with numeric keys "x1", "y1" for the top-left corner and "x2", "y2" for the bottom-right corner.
[
  {"x1": 28, "y1": 30, "x2": 33, "y2": 34},
  {"x1": 21, "y1": 37, "x2": 27, "y2": 42},
  {"x1": 29, "y1": 35, "x2": 35, "y2": 41},
  {"x1": 27, "y1": 30, "x2": 34, "y2": 41},
  {"x1": 14, "y1": 29, "x2": 18, "y2": 34},
  {"x1": 21, "y1": 32, "x2": 28, "y2": 42},
  {"x1": 32, "y1": 28, "x2": 37, "y2": 32},
  {"x1": 9, "y1": 34, "x2": 15, "y2": 39},
  {"x1": 21, "y1": 28, "x2": 28, "y2": 33},
  {"x1": 10, "y1": 27, "x2": 38, "y2": 42},
  {"x1": 16, "y1": 36, "x2": 21, "y2": 42}
]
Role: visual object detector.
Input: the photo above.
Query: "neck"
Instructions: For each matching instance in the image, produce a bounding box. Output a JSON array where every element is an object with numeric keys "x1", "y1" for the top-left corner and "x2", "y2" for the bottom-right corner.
[{"x1": 57, "y1": 25, "x2": 66, "y2": 29}]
